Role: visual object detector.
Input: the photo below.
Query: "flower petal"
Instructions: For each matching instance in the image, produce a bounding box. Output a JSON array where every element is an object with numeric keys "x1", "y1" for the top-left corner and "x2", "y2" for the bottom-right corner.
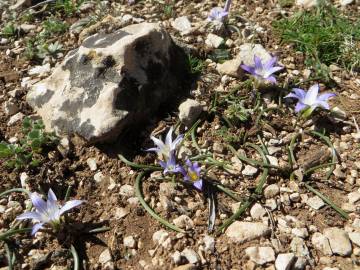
[
  {"x1": 292, "y1": 88, "x2": 306, "y2": 100},
  {"x1": 284, "y1": 93, "x2": 301, "y2": 100},
  {"x1": 266, "y1": 66, "x2": 284, "y2": 76},
  {"x1": 47, "y1": 188, "x2": 57, "y2": 202},
  {"x1": 264, "y1": 56, "x2": 277, "y2": 70},
  {"x1": 224, "y1": 0, "x2": 232, "y2": 12},
  {"x1": 165, "y1": 127, "x2": 173, "y2": 147},
  {"x1": 16, "y1": 211, "x2": 42, "y2": 221},
  {"x1": 31, "y1": 223, "x2": 44, "y2": 235},
  {"x1": 315, "y1": 100, "x2": 330, "y2": 110},
  {"x1": 193, "y1": 180, "x2": 203, "y2": 191},
  {"x1": 47, "y1": 189, "x2": 59, "y2": 218},
  {"x1": 59, "y1": 200, "x2": 84, "y2": 216},
  {"x1": 304, "y1": 84, "x2": 319, "y2": 105},
  {"x1": 240, "y1": 64, "x2": 255, "y2": 75},
  {"x1": 266, "y1": 76, "x2": 277, "y2": 84},
  {"x1": 317, "y1": 92, "x2": 336, "y2": 102},
  {"x1": 254, "y1": 55, "x2": 263, "y2": 70},
  {"x1": 171, "y1": 134, "x2": 183, "y2": 151},
  {"x1": 295, "y1": 102, "x2": 308, "y2": 113},
  {"x1": 150, "y1": 136, "x2": 164, "y2": 150},
  {"x1": 30, "y1": 192, "x2": 47, "y2": 214}
]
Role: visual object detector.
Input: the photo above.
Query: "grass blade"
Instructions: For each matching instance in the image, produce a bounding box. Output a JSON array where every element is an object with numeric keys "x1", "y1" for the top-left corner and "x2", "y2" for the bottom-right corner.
[
  {"x1": 118, "y1": 154, "x2": 161, "y2": 171},
  {"x1": 135, "y1": 171, "x2": 185, "y2": 233},
  {"x1": 70, "y1": 245, "x2": 80, "y2": 270},
  {"x1": 304, "y1": 183, "x2": 348, "y2": 219}
]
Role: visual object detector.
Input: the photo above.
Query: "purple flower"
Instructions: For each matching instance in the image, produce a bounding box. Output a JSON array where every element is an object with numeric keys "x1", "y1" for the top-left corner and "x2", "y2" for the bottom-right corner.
[
  {"x1": 208, "y1": 0, "x2": 232, "y2": 22},
  {"x1": 128, "y1": 0, "x2": 135, "y2": 4},
  {"x1": 285, "y1": 84, "x2": 336, "y2": 116},
  {"x1": 241, "y1": 55, "x2": 284, "y2": 84},
  {"x1": 159, "y1": 151, "x2": 183, "y2": 175},
  {"x1": 147, "y1": 127, "x2": 183, "y2": 161},
  {"x1": 181, "y1": 159, "x2": 203, "y2": 191},
  {"x1": 16, "y1": 189, "x2": 84, "y2": 235}
]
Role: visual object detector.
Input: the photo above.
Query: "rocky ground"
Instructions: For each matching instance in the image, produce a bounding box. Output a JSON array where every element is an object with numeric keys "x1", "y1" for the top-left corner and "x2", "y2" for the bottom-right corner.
[{"x1": 0, "y1": 0, "x2": 360, "y2": 269}]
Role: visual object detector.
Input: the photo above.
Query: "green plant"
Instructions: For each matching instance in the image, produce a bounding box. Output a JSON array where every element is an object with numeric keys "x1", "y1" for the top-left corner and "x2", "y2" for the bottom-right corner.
[
  {"x1": 224, "y1": 102, "x2": 250, "y2": 124},
  {"x1": 55, "y1": 0, "x2": 87, "y2": 16},
  {"x1": 273, "y1": 1, "x2": 360, "y2": 80},
  {"x1": 2, "y1": 22, "x2": 17, "y2": 37},
  {"x1": 187, "y1": 54, "x2": 204, "y2": 75},
  {"x1": 163, "y1": 2, "x2": 174, "y2": 18},
  {"x1": 41, "y1": 18, "x2": 68, "y2": 37},
  {"x1": 0, "y1": 117, "x2": 58, "y2": 169}
]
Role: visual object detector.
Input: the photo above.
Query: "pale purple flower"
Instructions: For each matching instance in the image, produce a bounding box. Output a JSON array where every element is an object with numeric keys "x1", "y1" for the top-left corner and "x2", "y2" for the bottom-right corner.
[
  {"x1": 16, "y1": 189, "x2": 84, "y2": 235},
  {"x1": 181, "y1": 159, "x2": 203, "y2": 191},
  {"x1": 147, "y1": 127, "x2": 183, "y2": 161},
  {"x1": 159, "y1": 151, "x2": 183, "y2": 175},
  {"x1": 208, "y1": 0, "x2": 232, "y2": 22},
  {"x1": 241, "y1": 55, "x2": 284, "y2": 84},
  {"x1": 285, "y1": 84, "x2": 336, "y2": 115},
  {"x1": 128, "y1": 0, "x2": 135, "y2": 4}
]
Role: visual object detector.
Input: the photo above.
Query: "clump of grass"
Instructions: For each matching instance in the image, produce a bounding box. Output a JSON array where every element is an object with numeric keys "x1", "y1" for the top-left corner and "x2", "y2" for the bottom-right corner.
[
  {"x1": 0, "y1": 117, "x2": 58, "y2": 169},
  {"x1": 55, "y1": 0, "x2": 88, "y2": 16},
  {"x1": 273, "y1": 1, "x2": 360, "y2": 79},
  {"x1": 187, "y1": 54, "x2": 204, "y2": 75},
  {"x1": 1, "y1": 22, "x2": 17, "y2": 38}
]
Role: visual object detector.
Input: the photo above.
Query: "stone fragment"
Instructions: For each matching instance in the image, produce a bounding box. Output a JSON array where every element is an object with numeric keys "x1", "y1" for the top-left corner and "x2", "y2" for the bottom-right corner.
[
  {"x1": 306, "y1": 196, "x2": 325, "y2": 210},
  {"x1": 245, "y1": 246, "x2": 275, "y2": 265},
  {"x1": 250, "y1": 203, "x2": 266, "y2": 220},
  {"x1": 152, "y1": 230, "x2": 171, "y2": 248},
  {"x1": 114, "y1": 207, "x2": 129, "y2": 219},
  {"x1": 172, "y1": 16, "x2": 192, "y2": 35},
  {"x1": 205, "y1": 33, "x2": 224, "y2": 48},
  {"x1": 119, "y1": 184, "x2": 134, "y2": 197},
  {"x1": 173, "y1": 264, "x2": 196, "y2": 270},
  {"x1": 266, "y1": 155, "x2": 279, "y2": 167},
  {"x1": 123, "y1": 236, "x2": 136, "y2": 248},
  {"x1": 173, "y1": 215, "x2": 194, "y2": 230},
  {"x1": 99, "y1": 249, "x2": 114, "y2": 269},
  {"x1": 290, "y1": 237, "x2": 309, "y2": 257},
  {"x1": 349, "y1": 232, "x2": 360, "y2": 247},
  {"x1": 7, "y1": 113, "x2": 23, "y2": 127},
  {"x1": 348, "y1": 191, "x2": 360, "y2": 204},
  {"x1": 323, "y1": 227, "x2": 352, "y2": 256},
  {"x1": 242, "y1": 165, "x2": 258, "y2": 176},
  {"x1": 203, "y1": 235, "x2": 215, "y2": 252},
  {"x1": 29, "y1": 63, "x2": 51, "y2": 76},
  {"x1": 181, "y1": 248, "x2": 199, "y2": 264},
  {"x1": 291, "y1": 228, "x2": 308, "y2": 239},
  {"x1": 10, "y1": 0, "x2": 31, "y2": 10},
  {"x1": 172, "y1": 251, "x2": 182, "y2": 264},
  {"x1": 340, "y1": 0, "x2": 354, "y2": 5},
  {"x1": 178, "y1": 99, "x2": 203, "y2": 127},
  {"x1": 86, "y1": 158, "x2": 97, "y2": 171},
  {"x1": 93, "y1": 172, "x2": 104, "y2": 183},
  {"x1": 3, "y1": 100, "x2": 19, "y2": 116},
  {"x1": 216, "y1": 43, "x2": 271, "y2": 79},
  {"x1": 293, "y1": 257, "x2": 307, "y2": 270},
  {"x1": 275, "y1": 253, "x2": 295, "y2": 270},
  {"x1": 296, "y1": 0, "x2": 318, "y2": 8},
  {"x1": 27, "y1": 23, "x2": 188, "y2": 143},
  {"x1": 311, "y1": 232, "x2": 333, "y2": 255},
  {"x1": 264, "y1": 184, "x2": 280, "y2": 198},
  {"x1": 225, "y1": 221, "x2": 271, "y2": 244}
]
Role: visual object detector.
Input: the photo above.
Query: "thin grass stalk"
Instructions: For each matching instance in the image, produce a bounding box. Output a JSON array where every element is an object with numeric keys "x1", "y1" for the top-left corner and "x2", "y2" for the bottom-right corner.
[
  {"x1": 304, "y1": 183, "x2": 348, "y2": 219},
  {"x1": 135, "y1": 171, "x2": 185, "y2": 233},
  {"x1": 118, "y1": 154, "x2": 161, "y2": 171},
  {"x1": 70, "y1": 245, "x2": 80, "y2": 270}
]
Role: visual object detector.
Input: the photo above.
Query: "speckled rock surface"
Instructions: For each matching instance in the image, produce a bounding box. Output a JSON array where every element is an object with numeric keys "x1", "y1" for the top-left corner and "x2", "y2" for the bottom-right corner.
[{"x1": 27, "y1": 22, "x2": 187, "y2": 143}]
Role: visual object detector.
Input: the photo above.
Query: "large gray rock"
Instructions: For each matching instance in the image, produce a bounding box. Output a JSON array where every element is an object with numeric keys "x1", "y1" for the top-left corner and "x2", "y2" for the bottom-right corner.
[{"x1": 27, "y1": 23, "x2": 187, "y2": 143}]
